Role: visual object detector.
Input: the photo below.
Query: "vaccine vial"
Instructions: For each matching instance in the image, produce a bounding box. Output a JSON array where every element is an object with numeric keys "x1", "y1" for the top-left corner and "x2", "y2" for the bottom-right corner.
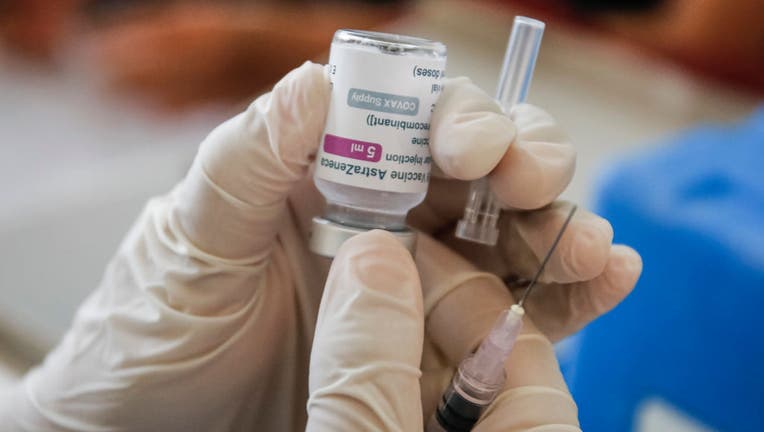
[{"x1": 310, "y1": 29, "x2": 447, "y2": 257}]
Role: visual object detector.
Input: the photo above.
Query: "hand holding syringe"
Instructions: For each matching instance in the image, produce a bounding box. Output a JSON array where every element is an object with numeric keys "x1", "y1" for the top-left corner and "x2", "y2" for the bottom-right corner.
[
  {"x1": 428, "y1": 204, "x2": 578, "y2": 432},
  {"x1": 455, "y1": 16, "x2": 545, "y2": 245}
]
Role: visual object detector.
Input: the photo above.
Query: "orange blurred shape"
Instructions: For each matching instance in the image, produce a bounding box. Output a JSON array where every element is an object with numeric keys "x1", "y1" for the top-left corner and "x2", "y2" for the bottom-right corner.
[
  {"x1": 89, "y1": 2, "x2": 407, "y2": 111},
  {"x1": 0, "y1": 0, "x2": 84, "y2": 58},
  {"x1": 602, "y1": 0, "x2": 764, "y2": 93},
  {"x1": 485, "y1": 0, "x2": 764, "y2": 95}
]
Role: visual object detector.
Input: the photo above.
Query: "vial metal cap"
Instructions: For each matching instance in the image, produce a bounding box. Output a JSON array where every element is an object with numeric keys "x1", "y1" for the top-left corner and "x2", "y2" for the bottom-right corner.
[{"x1": 310, "y1": 217, "x2": 417, "y2": 258}]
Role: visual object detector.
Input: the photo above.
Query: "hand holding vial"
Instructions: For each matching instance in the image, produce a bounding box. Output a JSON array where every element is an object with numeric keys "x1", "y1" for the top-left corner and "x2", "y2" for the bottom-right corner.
[{"x1": 0, "y1": 31, "x2": 642, "y2": 430}]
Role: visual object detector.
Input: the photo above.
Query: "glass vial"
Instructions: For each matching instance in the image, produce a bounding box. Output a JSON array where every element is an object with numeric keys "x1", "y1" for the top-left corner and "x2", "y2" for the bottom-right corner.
[{"x1": 310, "y1": 29, "x2": 447, "y2": 257}]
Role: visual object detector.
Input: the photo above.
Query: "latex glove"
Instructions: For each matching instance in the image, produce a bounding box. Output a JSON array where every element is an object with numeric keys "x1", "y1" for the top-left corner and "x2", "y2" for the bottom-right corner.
[
  {"x1": 306, "y1": 231, "x2": 637, "y2": 431},
  {"x1": 0, "y1": 61, "x2": 333, "y2": 432},
  {"x1": 306, "y1": 77, "x2": 643, "y2": 430},
  {"x1": 408, "y1": 77, "x2": 643, "y2": 428},
  {"x1": 0, "y1": 62, "x2": 641, "y2": 431},
  {"x1": 411, "y1": 76, "x2": 642, "y2": 342},
  {"x1": 306, "y1": 230, "x2": 425, "y2": 431}
]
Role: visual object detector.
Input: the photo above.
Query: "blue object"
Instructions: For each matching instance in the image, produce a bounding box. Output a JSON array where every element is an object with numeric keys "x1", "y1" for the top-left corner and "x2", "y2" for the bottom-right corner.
[{"x1": 569, "y1": 107, "x2": 764, "y2": 431}]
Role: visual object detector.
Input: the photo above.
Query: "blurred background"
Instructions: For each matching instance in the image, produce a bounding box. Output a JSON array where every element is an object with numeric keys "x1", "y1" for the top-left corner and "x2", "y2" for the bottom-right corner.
[{"x1": 1, "y1": 0, "x2": 762, "y2": 430}]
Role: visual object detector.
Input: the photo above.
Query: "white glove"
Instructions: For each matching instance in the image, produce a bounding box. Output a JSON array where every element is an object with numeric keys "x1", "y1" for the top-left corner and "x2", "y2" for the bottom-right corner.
[{"x1": 0, "y1": 62, "x2": 641, "y2": 431}]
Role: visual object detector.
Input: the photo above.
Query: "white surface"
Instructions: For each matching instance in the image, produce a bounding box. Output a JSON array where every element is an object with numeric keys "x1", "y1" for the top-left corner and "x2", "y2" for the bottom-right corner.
[{"x1": 636, "y1": 398, "x2": 716, "y2": 432}]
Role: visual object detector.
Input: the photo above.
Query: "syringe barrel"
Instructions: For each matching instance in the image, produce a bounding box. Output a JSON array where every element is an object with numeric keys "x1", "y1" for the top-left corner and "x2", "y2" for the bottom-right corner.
[
  {"x1": 428, "y1": 306, "x2": 525, "y2": 431},
  {"x1": 429, "y1": 367, "x2": 500, "y2": 432},
  {"x1": 465, "y1": 306, "x2": 524, "y2": 384}
]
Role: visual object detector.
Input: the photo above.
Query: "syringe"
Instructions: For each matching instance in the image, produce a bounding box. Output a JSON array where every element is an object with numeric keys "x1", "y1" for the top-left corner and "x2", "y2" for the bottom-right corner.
[
  {"x1": 455, "y1": 16, "x2": 545, "y2": 245},
  {"x1": 428, "y1": 204, "x2": 577, "y2": 432}
]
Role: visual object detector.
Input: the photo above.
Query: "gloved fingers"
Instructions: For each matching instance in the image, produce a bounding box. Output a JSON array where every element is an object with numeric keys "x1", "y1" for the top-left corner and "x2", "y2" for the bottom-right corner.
[
  {"x1": 474, "y1": 319, "x2": 579, "y2": 432},
  {"x1": 416, "y1": 234, "x2": 513, "y2": 365},
  {"x1": 496, "y1": 202, "x2": 613, "y2": 284},
  {"x1": 307, "y1": 230, "x2": 425, "y2": 431},
  {"x1": 176, "y1": 61, "x2": 330, "y2": 260},
  {"x1": 475, "y1": 375, "x2": 580, "y2": 431},
  {"x1": 419, "y1": 364, "x2": 453, "y2": 422},
  {"x1": 408, "y1": 175, "x2": 470, "y2": 235},
  {"x1": 424, "y1": 205, "x2": 638, "y2": 346},
  {"x1": 472, "y1": 279, "x2": 580, "y2": 431},
  {"x1": 487, "y1": 103, "x2": 576, "y2": 210},
  {"x1": 418, "y1": 276, "x2": 516, "y2": 422},
  {"x1": 431, "y1": 202, "x2": 614, "y2": 287},
  {"x1": 429, "y1": 77, "x2": 515, "y2": 181},
  {"x1": 416, "y1": 234, "x2": 579, "y2": 429},
  {"x1": 420, "y1": 338, "x2": 579, "y2": 430},
  {"x1": 428, "y1": 76, "x2": 575, "y2": 213},
  {"x1": 416, "y1": 234, "x2": 514, "y2": 416},
  {"x1": 521, "y1": 244, "x2": 643, "y2": 342}
]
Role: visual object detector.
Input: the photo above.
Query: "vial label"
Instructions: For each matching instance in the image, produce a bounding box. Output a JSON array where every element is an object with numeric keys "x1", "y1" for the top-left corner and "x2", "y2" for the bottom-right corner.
[{"x1": 315, "y1": 43, "x2": 446, "y2": 193}]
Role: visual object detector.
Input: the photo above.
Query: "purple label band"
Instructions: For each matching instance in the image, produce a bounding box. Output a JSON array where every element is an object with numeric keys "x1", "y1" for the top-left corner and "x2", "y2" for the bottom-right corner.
[{"x1": 323, "y1": 134, "x2": 382, "y2": 162}]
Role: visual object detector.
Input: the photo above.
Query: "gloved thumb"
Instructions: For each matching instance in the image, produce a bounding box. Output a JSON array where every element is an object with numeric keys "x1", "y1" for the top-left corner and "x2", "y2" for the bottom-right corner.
[
  {"x1": 307, "y1": 230, "x2": 424, "y2": 431},
  {"x1": 175, "y1": 61, "x2": 330, "y2": 260}
]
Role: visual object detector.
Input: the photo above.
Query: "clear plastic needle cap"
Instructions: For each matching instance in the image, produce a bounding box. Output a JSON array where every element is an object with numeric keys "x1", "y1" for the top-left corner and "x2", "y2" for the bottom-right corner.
[{"x1": 455, "y1": 16, "x2": 545, "y2": 245}]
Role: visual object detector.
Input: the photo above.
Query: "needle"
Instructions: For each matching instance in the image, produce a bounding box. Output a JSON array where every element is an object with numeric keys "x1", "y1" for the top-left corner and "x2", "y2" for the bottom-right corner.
[{"x1": 517, "y1": 204, "x2": 578, "y2": 307}]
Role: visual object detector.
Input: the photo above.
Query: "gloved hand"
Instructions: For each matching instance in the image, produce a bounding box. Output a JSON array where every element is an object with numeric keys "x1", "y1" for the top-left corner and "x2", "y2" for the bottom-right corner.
[{"x1": 0, "y1": 62, "x2": 641, "y2": 431}]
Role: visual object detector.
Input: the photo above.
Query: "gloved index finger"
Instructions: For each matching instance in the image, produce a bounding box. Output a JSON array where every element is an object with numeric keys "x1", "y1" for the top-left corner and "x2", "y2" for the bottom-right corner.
[
  {"x1": 499, "y1": 203, "x2": 613, "y2": 285},
  {"x1": 416, "y1": 234, "x2": 579, "y2": 431},
  {"x1": 429, "y1": 77, "x2": 516, "y2": 182},
  {"x1": 307, "y1": 230, "x2": 425, "y2": 431},
  {"x1": 424, "y1": 76, "x2": 576, "y2": 240},
  {"x1": 176, "y1": 62, "x2": 331, "y2": 260},
  {"x1": 416, "y1": 233, "x2": 516, "y2": 422},
  {"x1": 487, "y1": 103, "x2": 576, "y2": 210},
  {"x1": 416, "y1": 234, "x2": 514, "y2": 367}
]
